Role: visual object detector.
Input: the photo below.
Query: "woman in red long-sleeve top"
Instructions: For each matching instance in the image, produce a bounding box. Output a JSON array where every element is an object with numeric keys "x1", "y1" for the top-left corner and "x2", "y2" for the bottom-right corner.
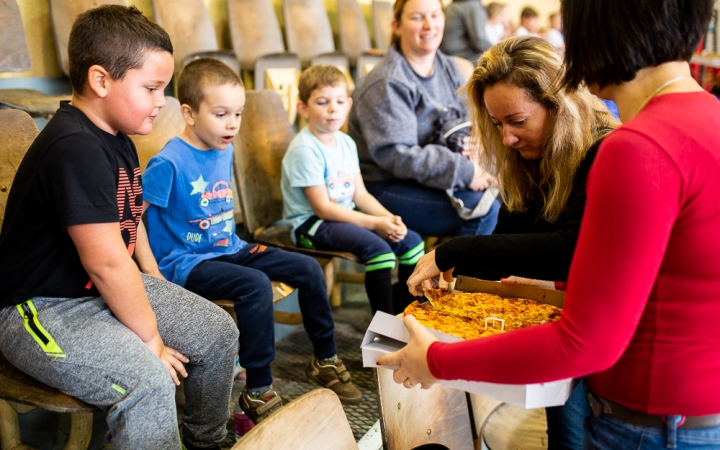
[{"x1": 379, "y1": 0, "x2": 720, "y2": 448}]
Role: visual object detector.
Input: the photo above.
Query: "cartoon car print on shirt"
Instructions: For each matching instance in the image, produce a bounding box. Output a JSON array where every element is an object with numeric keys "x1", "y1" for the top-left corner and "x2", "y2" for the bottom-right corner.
[{"x1": 200, "y1": 181, "x2": 234, "y2": 207}]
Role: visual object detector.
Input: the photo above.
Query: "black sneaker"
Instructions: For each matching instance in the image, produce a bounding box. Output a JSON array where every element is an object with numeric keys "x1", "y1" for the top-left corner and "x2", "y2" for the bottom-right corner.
[
  {"x1": 239, "y1": 386, "x2": 283, "y2": 424},
  {"x1": 306, "y1": 358, "x2": 362, "y2": 404}
]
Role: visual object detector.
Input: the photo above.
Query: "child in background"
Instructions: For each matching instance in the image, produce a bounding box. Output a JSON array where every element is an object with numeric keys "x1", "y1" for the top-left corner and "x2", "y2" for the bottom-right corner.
[
  {"x1": 0, "y1": 7, "x2": 238, "y2": 450},
  {"x1": 142, "y1": 59, "x2": 361, "y2": 422},
  {"x1": 545, "y1": 13, "x2": 565, "y2": 54},
  {"x1": 282, "y1": 65, "x2": 425, "y2": 315}
]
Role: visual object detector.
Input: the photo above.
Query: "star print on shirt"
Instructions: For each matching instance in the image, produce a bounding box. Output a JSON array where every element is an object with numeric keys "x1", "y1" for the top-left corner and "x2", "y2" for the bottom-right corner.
[{"x1": 190, "y1": 175, "x2": 209, "y2": 195}]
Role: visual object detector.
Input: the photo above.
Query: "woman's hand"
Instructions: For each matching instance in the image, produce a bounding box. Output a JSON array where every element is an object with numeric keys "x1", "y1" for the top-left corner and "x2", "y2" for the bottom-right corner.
[
  {"x1": 377, "y1": 314, "x2": 440, "y2": 389},
  {"x1": 145, "y1": 333, "x2": 189, "y2": 386},
  {"x1": 407, "y1": 251, "x2": 455, "y2": 296}
]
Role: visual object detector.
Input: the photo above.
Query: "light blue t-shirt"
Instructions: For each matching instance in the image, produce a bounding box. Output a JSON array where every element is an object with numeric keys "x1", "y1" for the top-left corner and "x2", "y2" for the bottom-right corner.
[
  {"x1": 143, "y1": 137, "x2": 245, "y2": 286},
  {"x1": 281, "y1": 127, "x2": 361, "y2": 242}
]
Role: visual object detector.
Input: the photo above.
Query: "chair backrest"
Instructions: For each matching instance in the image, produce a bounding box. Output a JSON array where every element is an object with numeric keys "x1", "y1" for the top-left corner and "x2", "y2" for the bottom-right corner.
[
  {"x1": 0, "y1": 110, "x2": 39, "y2": 230},
  {"x1": 372, "y1": 0, "x2": 393, "y2": 51},
  {"x1": 227, "y1": 0, "x2": 286, "y2": 71},
  {"x1": 375, "y1": 368, "x2": 475, "y2": 450},
  {"x1": 151, "y1": 0, "x2": 219, "y2": 73},
  {"x1": 452, "y1": 55, "x2": 475, "y2": 83},
  {"x1": 48, "y1": 0, "x2": 125, "y2": 77},
  {"x1": 337, "y1": 0, "x2": 371, "y2": 65},
  {"x1": 129, "y1": 97, "x2": 185, "y2": 172},
  {"x1": 231, "y1": 389, "x2": 358, "y2": 450},
  {"x1": 232, "y1": 90, "x2": 294, "y2": 235},
  {"x1": 283, "y1": 0, "x2": 335, "y2": 67},
  {"x1": 0, "y1": 0, "x2": 31, "y2": 72}
]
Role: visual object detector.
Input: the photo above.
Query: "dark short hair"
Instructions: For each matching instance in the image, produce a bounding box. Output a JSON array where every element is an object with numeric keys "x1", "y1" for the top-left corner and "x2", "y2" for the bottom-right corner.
[
  {"x1": 68, "y1": 5, "x2": 173, "y2": 95},
  {"x1": 521, "y1": 7, "x2": 539, "y2": 19},
  {"x1": 178, "y1": 58, "x2": 244, "y2": 111},
  {"x1": 298, "y1": 65, "x2": 347, "y2": 104},
  {"x1": 562, "y1": 0, "x2": 714, "y2": 90}
]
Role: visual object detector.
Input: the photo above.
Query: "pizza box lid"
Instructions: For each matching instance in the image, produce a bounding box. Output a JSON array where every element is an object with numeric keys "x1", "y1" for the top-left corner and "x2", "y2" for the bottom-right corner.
[{"x1": 360, "y1": 276, "x2": 574, "y2": 408}]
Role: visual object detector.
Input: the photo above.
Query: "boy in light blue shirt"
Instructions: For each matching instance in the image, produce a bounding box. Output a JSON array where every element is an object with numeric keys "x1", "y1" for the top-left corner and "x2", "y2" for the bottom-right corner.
[{"x1": 282, "y1": 65, "x2": 425, "y2": 315}]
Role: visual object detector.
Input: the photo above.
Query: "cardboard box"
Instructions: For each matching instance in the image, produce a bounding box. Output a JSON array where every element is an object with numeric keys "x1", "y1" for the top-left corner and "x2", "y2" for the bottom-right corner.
[{"x1": 361, "y1": 276, "x2": 576, "y2": 409}]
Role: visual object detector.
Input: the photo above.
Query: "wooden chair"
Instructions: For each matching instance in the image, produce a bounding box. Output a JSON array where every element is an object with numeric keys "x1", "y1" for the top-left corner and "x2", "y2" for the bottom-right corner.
[
  {"x1": 0, "y1": 0, "x2": 70, "y2": 117},
  {"x1": 375, "y1": 368, "x2": 475, "y2": 450},
  {"x1": 452, "y1": 55, "x2": 475, "y2": 83},
  {"x1": 283, "y1": 0, "x2": 349, "y2": 69},
  {"x1": 231, "y1": 388, "x2": 357, "y2": 449},
  {"x1": 372, "y1": 0, "x2": 394, "y2": 51},
  {"x1": 0, "y1": 0, "x2": 31, "y2": 72},
  {"x1": 233, "y1": 90, "x2": 360, "y2": 306},
  {"x1": 0, "y1": 109, "x2": 98, "y2": 450},
  {"x1": 337, "y1": 0, "x2": 372, "y2": 67},
  {"x1": 151, "y1": 0, "x2": 239, "y2": 74}
]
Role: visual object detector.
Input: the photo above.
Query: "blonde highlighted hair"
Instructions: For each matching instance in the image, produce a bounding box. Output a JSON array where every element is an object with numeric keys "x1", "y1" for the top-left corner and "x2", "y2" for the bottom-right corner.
[{"x1": 466, "y1": 36, "x2": 618, "y2": 222}]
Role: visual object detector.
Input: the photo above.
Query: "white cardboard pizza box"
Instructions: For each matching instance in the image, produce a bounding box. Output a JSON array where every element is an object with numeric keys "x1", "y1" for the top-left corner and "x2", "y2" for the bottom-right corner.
[{"x1": 360, "y1": 276, "x2": 576, "y2": 409}]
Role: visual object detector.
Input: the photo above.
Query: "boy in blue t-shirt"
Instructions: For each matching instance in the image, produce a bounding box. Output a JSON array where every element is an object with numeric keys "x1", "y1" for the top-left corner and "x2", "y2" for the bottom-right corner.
[
  {"x1": 282, "y1": 65, "x2": 425, "y2": 315},
  {"x1": 143, "y1": 59, "x2": 361, "y2": 423}
]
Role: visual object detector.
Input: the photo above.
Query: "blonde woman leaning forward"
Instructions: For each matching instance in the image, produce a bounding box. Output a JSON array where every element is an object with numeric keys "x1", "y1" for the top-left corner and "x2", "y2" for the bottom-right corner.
[
  {"x1": 405, "y1": 36, "x2": 616, "y2": 450},
  {"x1": 382, "y1": 1, "x2": 720, "y2": 449}
]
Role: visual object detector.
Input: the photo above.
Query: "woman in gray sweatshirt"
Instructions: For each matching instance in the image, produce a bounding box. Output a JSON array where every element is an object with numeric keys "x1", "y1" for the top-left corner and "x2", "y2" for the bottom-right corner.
[{"x1": 348, "y1": 0, "x2": 500, "y2": 237}]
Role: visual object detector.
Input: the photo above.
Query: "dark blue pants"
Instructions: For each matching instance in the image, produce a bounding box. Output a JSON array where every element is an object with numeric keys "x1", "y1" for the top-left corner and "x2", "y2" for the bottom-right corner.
[
  {"x1": 546, "y1": 379, "x2": 590, "y2": 450},
  {"x1": 185, "y1": 244, "x2": 336, "y2": 389},
  {"x1": 295, "y1": 217, "x2": 425, "y2": 314},
  {"x1": 366, "y1": 179, "x2": 501, "y2": 237}
]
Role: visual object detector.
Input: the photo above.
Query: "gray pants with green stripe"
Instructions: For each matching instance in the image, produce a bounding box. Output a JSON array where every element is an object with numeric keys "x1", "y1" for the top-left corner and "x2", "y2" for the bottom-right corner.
[{"x1": 0, "y1": 274, "x2": 238, "y2": 450}]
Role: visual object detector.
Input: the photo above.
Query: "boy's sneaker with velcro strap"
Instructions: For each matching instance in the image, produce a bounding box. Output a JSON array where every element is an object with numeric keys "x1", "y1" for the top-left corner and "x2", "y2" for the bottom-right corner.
[
  {"x1": 306, "y1": 358, "x2": 362, "y2": 404},
  {"x1": 239, "y1": 386, "x2": 283, "y2": 425}
]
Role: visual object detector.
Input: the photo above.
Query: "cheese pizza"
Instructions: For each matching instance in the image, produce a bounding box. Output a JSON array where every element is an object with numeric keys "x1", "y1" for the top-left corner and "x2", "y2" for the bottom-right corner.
[{"x1": 404, "y1": 288, "x2": 562, "y2": 340}]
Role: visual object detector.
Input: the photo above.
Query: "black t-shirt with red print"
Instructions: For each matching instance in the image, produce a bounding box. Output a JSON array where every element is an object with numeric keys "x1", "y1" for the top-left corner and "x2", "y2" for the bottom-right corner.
[{"x1": 0, "y1": 102, "x2": 142, "y2": 307}]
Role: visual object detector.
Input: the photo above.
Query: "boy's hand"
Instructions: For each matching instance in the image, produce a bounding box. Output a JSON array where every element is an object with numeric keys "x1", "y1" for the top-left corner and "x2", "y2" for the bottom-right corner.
[
  {"x1": 388, "y1": 216, "x2": 407, "y2": 242},
  {"x1": 145, "y1": 333, "x2": 188, "y2": 386},
  {"x1": 373, "y1": 216, "x2": 403, "y2": 240}
]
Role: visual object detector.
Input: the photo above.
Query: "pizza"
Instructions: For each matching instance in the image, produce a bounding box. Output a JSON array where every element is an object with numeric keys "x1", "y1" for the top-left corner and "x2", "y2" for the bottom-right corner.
[{"x1": 404, "y1": 288, "x2": 562, "y2": 340}]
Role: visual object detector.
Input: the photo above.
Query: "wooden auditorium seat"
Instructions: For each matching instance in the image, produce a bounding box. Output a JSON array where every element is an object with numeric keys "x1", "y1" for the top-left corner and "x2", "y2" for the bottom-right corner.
[
  {"x1": 151, "y1": 0, "x2": 239, "y2": 74},
  {"x1": 375, "y1": 367, "x2": 475, "y2": 450},
  {"x1": 0, "y1": 109, "x2": 98, "y2": 450},
  {"x1": 371, "y1": 0, "x2": 394, "y2": 51},
  {"x1": 282, "y1": 0, "x2": 349, "y2": 70},
  {"x1": 0, "y1": 0, "x2": 70, "y2": 118},
  {"x1": 226, "y1": 0, "x2": 302, "y2": 89},
  {"x1": 0, "y1": 0, "x2": 30, "y2": 72},
  {"x1": 231, "y1": 389, "x2": 358, "y2": 450},
  {"x1": 233, "y1": 90, "x2": 360, "y2": 307}
]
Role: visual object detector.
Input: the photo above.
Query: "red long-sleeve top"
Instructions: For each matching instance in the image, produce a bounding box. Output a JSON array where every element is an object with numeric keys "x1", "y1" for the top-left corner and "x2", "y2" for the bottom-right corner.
[{"x1": 427, "y1": 91, "x2": 720, "y2": 415}]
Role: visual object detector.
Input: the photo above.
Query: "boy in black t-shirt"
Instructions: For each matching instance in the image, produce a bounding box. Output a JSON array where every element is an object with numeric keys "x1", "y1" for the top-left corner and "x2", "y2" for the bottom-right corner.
[{"x1": 0, "y1": 6, "x2": 237, "y2": 450}]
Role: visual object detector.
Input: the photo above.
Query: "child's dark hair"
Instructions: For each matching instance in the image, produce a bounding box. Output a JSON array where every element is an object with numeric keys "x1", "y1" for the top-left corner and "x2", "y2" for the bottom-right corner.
[
  {"x1": 178, "y1": 58, "x2": 244, "y2": 111},
  {"x1": 298, "y1": 65, "x2": 347, "y2": 104},
  {"x1": 521, "y1": 6, "x2": 539, "y2": 19},
  {"x1": 562, "y1": 0, "x2": 715, "y2": 90},
  {"x1": 68, "y1": 5, "x2": 173, "y2": 95}
]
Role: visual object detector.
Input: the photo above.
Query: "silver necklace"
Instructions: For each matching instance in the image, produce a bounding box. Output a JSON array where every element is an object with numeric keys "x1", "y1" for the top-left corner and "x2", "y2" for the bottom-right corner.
[{"x1": 634, "y1": 75, "x2": 691, "y2": 117}]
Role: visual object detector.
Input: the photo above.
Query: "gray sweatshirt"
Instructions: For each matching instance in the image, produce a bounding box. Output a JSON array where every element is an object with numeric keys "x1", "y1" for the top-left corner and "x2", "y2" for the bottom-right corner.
[
  {"x1": 348, "y1": 45, "x2": 475, "y2": 191},
  {"x1": 440, "y1": 0, "x2": 492, "y2": 61}
]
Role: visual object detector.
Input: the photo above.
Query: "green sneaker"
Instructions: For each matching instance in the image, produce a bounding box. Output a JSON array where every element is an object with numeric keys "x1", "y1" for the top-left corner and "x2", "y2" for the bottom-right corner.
[
  {"x1": 239, "y1": 386, "x2": 283, "y2": 425},
  {"x1": 306, "y1": 358, "x2": 362, "y2": 404}
]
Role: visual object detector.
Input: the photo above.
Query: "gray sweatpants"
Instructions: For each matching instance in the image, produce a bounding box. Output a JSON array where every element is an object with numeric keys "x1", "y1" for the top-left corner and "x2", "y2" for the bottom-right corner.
[{"x1": 0, "y1": 274, "x2": 238, "y2": 450}]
